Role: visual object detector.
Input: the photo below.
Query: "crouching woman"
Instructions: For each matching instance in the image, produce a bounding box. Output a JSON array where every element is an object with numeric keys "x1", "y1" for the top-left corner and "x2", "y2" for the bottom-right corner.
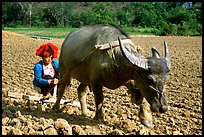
[{"x1": 33, "y1": 43, "x2": 59, "y2": 96}]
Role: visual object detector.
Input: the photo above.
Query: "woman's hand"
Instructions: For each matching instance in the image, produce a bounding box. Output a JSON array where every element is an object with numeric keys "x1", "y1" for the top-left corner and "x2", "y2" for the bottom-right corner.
[{"x1": 49, "y1": 78, "x2": 59, "y2": 85}]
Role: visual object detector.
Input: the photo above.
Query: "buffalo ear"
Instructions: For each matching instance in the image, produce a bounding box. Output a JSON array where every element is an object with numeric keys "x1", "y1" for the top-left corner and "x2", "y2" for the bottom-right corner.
[{"x1": 151, "y1": 47, "x2": 160, "y2": 58}]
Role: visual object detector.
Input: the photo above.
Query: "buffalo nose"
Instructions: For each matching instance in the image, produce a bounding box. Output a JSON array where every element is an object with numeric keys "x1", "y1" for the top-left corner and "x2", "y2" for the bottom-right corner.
[{"x1": 159, "y1": 105, "x2": 168, "y2": 113}]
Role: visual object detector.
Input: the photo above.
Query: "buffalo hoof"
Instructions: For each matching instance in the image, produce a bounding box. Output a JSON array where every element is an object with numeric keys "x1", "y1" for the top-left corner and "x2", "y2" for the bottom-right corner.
[{"x1": 141, "y1": 120, "x2": 153, "y2": 128}]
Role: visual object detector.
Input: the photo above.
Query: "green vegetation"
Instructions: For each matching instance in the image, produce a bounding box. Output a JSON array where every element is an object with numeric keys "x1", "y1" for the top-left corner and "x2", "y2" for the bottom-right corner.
[
  {"x1": 124, "y1": 27, "x2": 157, "y2": 35},
  {"x1": 4, "y1": 27, "x2": 157, "y2": 38},
  {"x1": 3, "y1": 27, "x2": 79, "y2": 38},
  {"x1": 2, "y1": 2, "x2": 202, "y2": 36}
]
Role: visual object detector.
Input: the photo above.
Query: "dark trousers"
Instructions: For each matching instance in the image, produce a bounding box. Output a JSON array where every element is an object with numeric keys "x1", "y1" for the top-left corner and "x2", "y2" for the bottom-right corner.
[{"x1": 41, "y1": 75, "x2": 58, "y2": 96}]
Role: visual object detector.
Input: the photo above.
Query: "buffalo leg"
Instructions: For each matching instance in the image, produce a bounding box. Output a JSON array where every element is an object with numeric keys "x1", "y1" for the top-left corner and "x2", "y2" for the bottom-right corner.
[
  {"x1": 92, "y1": 83, "x2": 104, "y2": 121},
  {"x1": 77, "y1": 83, "x2": 89, "y2": 116},
  {"x1": 125, "y1": 80, "x2": 143, "y2": 105},
  {"x1": 53, "y1": 75, "x2": 71, "y2": 110},
  {"x1": 129, "y1": 88, "x2": 143, "y2": 105},
  {"x1": 125, "y1": 81, "x2": 153, "y2": 128},
  {"x1": 139, "y1": 98, "x2": 153, "y2": 128}
]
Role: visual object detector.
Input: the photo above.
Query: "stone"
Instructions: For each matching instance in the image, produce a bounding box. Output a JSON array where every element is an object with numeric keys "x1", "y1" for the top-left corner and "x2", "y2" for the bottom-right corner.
[
  {"x1": 9, "y1": 127, "x2": 22, "y2": 135},
  {"x1": 105, "y1": 115, "x2": 112, "y2": 123},
  {"x1": 116, "y1": 107, "x2": 124, "y2": 116},
  {"x1": 108, "y1": 128, "x2": 124, "y2": 135},
  {"x1": 25, "y1": 114, "x2": 33, "y2": 119},
  {"x1": 18, "y1": 116, "x2": 27, "y2": 124},
  {"x1": 149, "y1": 130, "x2": 157, "y2": 135},
  {"x1": 20, "y1": 126, "x2": 29, "y2": 134},
  {"x1": 32, "y1": 116, "x2": 39, "y2": 122},
  {"x1": 55, "y1": 118, "x2": 69, "y2": 129},
  {"x1": 33, "y1": 124, "x2": 44, "y2": 131},
  {"x1": 123, "y1": 119, "x2": 137, "y2": 132},
  {"x1": 25, "y1": 120, "x2": 33, "y2": 127},
  {"x1": 13, "y1": 99, "x2": 20, "y2": 106},
  {"x1": 169, "y1": 117, "x2": 175, "y2": 126},
  {"x1": 72, "y1": 125, "x2": 86, "y2": 135},
  {"x1": 181, "y1": 129, "x2": 188, "y2": 135},
  {"x1": 54, "y1": 118, "x2": 72, "y2": 135},
  {"x1": 44, "y1": 123, "x2": 54, "y2": 129},
  {"x1": 84, "y1": 126, "x2": 101, "y2": 135},
  {"x1": 39, "y1": 117, "x2": 46, "y2": 124},
  {"x1": 2, "y1": 117, "x2": 10, "y2": 126},
  {"x1": 15, "y1": 110, "x2": 22, "y2": 117},
  {"x1": 139, "y1": 127, "x2": 150, "y2": 135},
  {"x1": 46, "y1": 118, "x2": 54, "y2": 125},
  {"x1": 28, "y1": 127, "x2": 36, "y2": 135},
  {"x1": 35, "y1": 131, "x2": 44, "y2": 135},
  {"x1": 2, "y1": 126, "x2": 8, "y2": 135},
  {"x1": 183, "y1": 110, "x2": 191, "y2": 117},
  {"x1": 173, "y1": 130, "x2": 183, "y2": 135},
  {"x1": 10, "y1": 118, "x2": 21, "y2": 127},
  {"x1": 44, "y1": 127, "x2": 58, "y2": 135},
  {"x1": 121, "y1": 113, "x2": 127, "y2": 120}
]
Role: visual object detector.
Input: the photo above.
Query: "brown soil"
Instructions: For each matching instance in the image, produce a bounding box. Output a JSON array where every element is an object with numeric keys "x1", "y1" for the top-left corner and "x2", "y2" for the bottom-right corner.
[{"x1": 2, "y1": 30, "x2": 202, "y2": 135}]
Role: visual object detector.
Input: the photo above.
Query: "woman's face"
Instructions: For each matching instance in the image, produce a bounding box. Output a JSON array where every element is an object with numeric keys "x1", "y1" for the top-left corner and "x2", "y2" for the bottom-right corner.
[{"x1": 43, "y1": 55, "x2": 52, "y2": 65}]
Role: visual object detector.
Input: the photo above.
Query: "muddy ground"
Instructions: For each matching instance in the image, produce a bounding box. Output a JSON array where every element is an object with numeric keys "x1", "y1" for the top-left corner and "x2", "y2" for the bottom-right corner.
[{"x1": 2, "y1": 31, "x2": 202, "y2": 135}]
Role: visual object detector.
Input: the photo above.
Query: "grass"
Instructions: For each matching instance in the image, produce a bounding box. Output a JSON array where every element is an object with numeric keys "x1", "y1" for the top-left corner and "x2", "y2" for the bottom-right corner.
[
  {"x1": 124, "y1": 27, "x2": 157, "y2": 35},
  {"x1": 3, "y1": 27, "x2": 157, "y2": 38},
  {"x1": 3, "y1": 27, "x2": 79, "y2": 39}
]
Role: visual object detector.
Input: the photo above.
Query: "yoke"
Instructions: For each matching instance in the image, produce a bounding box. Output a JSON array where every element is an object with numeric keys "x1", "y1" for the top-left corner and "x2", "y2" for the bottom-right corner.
[{"x1": 94, "y1": 38, "x2": 142, "y2": 53}]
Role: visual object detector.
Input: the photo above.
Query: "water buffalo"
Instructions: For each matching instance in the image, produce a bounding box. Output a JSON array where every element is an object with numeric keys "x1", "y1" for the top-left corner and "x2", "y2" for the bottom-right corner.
[{"x1": 53, "y1": 24, "x2": 170, "y2": 128}]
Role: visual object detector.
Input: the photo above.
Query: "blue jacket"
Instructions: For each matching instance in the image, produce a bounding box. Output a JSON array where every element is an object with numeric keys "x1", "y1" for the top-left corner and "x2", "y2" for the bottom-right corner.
[{"x1": 33, "y1": 59, "x2": 59, "y2": 88}]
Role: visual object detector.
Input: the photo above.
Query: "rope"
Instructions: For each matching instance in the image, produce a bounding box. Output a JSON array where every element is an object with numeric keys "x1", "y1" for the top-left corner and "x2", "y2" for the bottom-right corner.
[
  {"x1": 44, "y1": 47, "x2": 99, "y2": 95},
  {"x1": 42, "y1": 39, "x2": 136, "y2": 96},
  {"x1": 134, "y1": 70, "x2": 163, "y2": 95}
]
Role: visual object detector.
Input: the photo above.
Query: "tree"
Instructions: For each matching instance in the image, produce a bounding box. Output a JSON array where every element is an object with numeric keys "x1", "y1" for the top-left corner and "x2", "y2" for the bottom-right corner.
[
  {"x1": 18, "y1": 2, "x2": 33, "y2": 27},
  {"x1": 2, "y1": 2, "x2": 25, "y2": 27},
  {"x1": 115, "y1": 4, "x2": 134, "y2": 27},
  {"x1": 122, "y1": 2, "x2": 159, "y2": 27},
  {"x1": 2, "y1": 2, "x2": 202, "y2": 36},
  {"x1": 90, "y1": 2, "x2": 115, "y2": 24}
]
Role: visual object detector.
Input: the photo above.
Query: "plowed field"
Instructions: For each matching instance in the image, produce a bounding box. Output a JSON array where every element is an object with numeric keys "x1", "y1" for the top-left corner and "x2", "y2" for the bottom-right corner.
[{"x1": 2, "y1": 31, "x2": 202, "y2": 135}]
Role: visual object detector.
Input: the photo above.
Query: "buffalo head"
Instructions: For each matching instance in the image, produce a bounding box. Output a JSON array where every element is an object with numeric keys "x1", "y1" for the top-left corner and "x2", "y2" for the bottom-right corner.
[{"x1": 119, "y1": 37, "x2": 170, "y2": 113}]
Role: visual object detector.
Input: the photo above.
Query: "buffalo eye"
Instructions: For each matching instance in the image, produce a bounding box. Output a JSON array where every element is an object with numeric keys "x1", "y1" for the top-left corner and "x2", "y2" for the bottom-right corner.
[{"x1": 148, "y1": 75, "x2": 156, "y2": 84}]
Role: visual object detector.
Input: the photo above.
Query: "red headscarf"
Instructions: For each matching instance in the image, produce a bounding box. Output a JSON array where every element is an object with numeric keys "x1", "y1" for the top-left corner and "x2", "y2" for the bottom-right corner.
[{"x1": 36, "y1": 43, "x2": 58, "y2": 58}]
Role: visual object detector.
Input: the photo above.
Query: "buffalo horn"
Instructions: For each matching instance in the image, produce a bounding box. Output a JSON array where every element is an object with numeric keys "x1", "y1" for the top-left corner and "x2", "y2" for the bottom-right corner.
[
  {"x1": 164, "y1": 41, "x2": 171, "y2": 69},
  {"x1": 118, "y1": 37, "x2": 149, "y2": 70}
]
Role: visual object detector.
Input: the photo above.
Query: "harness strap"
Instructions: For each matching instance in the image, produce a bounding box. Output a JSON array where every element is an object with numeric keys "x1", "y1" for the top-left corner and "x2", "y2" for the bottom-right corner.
[
  {"x1": 134, "y1": 71, "x2": 162, "y2": 95},
  {"x1": 51, "y1": 61, "x2": 57, "y2": 73}
]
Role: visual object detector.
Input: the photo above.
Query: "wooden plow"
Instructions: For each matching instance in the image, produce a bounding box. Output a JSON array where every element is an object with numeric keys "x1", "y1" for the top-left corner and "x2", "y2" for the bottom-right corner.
[{"x1": 7, "y1": 85, "x2": 81, "y2": 108}]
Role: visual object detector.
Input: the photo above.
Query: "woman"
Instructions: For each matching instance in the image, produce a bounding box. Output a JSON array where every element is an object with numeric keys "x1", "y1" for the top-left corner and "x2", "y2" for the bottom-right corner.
[{"x1": 33, "y1": 43, "x2": 59, "y2": 96}]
